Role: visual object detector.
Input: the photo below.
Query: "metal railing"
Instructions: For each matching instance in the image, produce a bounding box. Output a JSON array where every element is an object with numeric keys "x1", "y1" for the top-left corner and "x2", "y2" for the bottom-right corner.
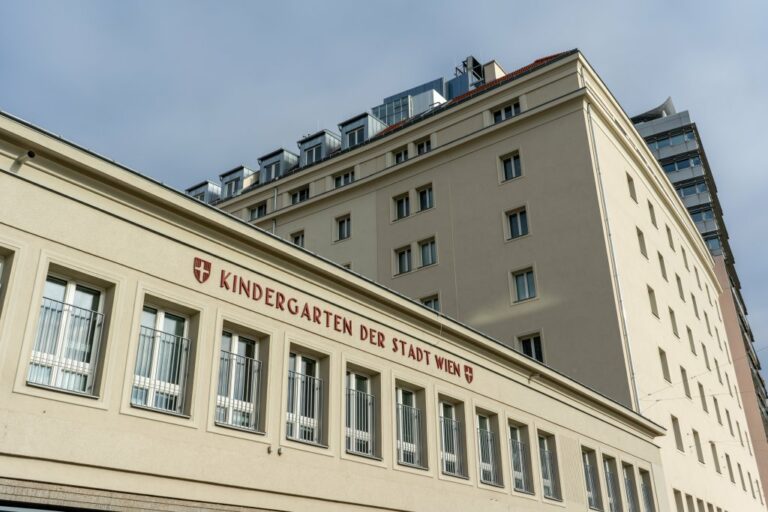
[
  {"x1": 477, "y1": 428, "x2": 502, "y2": 486},
  {"x1": 440, "y1": 416, "x2": 467, "y2": 477},
  {"x1": 28, "y1": 297, "x2": 104, "y2": 395},
  {"x1": 510, "y1": 438, "x2": 534, "y2": 493},
  {"x1": 396, "y1": 403, "x2": 423, "y2": 467},
  {"x1": 216, "y1": 350, "x2": 262, "y2": 431},
  {"x1": 286, "y1": 370, "x2": 323, "y2": 445},
  {"x1": 346, "y1": 388, "x2": 375, "y2": 457},
  {"x1": 584, "y1": 459, "x2": 603, "y2": 510},
  {"x1": 540, "y1": 447, "x2": 562, "y2": 500},
  {"x1": 131, "y1": 326, "x2": 190, "y2": 414}
]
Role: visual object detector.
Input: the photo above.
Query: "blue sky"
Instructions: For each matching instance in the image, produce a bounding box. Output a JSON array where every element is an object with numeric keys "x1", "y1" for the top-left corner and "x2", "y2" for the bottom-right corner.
[{"x1": 1, "y1": 0, "x2": 766, "y2": 382}]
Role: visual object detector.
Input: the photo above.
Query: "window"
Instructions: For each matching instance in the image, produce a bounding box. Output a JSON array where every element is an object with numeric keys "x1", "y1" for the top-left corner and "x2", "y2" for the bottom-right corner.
[
  {"x1": 421, "y1": 295, "x2": 440, "y2": 312},
  {"x1": 676, "y1": 274, "x2": 685, "y2": 301},
  {"x1": 28, "y1": 275, "x2": 105, "y2": 395},
  {"x1": 715, "y1": 359, "x2": 722, "y2": 383},
  {"x1": 691, "y1": 294, "x2": 699, "y2": 318},
  {"x1": 681, "y1": 367, "x2": 691, "y2": 398},
  {"x1": 726, "y1": 409, "x2": 733, "y2": 436},
  {"x1": 665, "y1": 226, "x2": 676, "y2": 252},
  {"x1": 704, "y1": 311, "x2": 711, "y2": 335},
  {"x1": 738, "y1": 463, "x2": 746, "y2": 491},
  {"x1": 305, "y1": 144, "x2": 322, "y2": 165},
  {"x1": 290, "y1": 186, "x2": 309, "y2": 205},
  {"x1": 627, "y1": 174, "x2": 637, "y2": 202},
  {"x1": 669, "y1": 308, "x2": 679, "y2": 337},
  {"x1": 687, "y1": 327, "x2": 696, "y2": 355},
  {"x1": 519, "y1": 333, "x2": 543, "y2": 363},
  {"x1": 502, "y1": 152, "x2": 523, "y2": 181},
  {"x1": 637, "y1": 228, "x2": 647, "y2": 257},
  {"x1": 416, "y1": 138, "x2": 432, "y2": 155},
  {"x1": 681, "y1": 247, "x2": 689, "y2": 270},
  {"x1": 263, "y1": 162, "x2": 280, "y2": 181},
  {"x1": 582, "y1": 448, "x2": 603, "y2": 510},
  {"x1": 702, "y1": 344, "x2": 710, "y2": 369},
  {"x1": 693, "y1": 430, "x2": 704, "y2": 463},
  {"x1": 658, "y1": 253, "x2": 668, "y2": 281},
  {"x1": 417, "y1": 184, "x2": 434, "y2": 211},
  {"x1": 223, "y1": 178, "x2": 240, "y2": 198},
  {"x1": 539, "y1": 432, "x2": 562, "y2": 500},
  {"x1": 513, "y1": 269, "x2": 536, "y2": 302},
  {"x1": 291, "y1": 231, "x2": 305, "y2": 248},
  {"x1": 132, "y1": 305, "x2": 191, "y2": 414},
  {"x1": 394, "y1": 148, "x2": 408, "y2": 164},
  {"x1": 419, "y1": 238, "x2": 437, "y2": 267},
  {"x1": 639, "y1": 469, "x2": 656, "y2": 512},
  {"x1": 192, "y1": 191, "x2": 205, "y2": 202},
  {"x1": 725, "y1": 453, "x2": 735, "y2": 483},
  {"x1": 395, "y1": 246, "x2": 412, "y2": 274},
  {"x1": 286, "y1": 352, "x2": 323, "y2": 445},
  {"x1": 647, "y1": 129, "x2": 695, "y2": 149},
  {"x1": 439, "y1": 401, "x2": 467, "y2": 477},
  {"x1": 477, "y1": 414, "x2": 502, "y2": 486},
  {"x1": 713, "y1": 396, "x2": 722, "y2": 424},
  {"x1": 661, "y1": 155, "x2": 701, "y2": 172},
  {"x1": 737, "y1": 422, "x2": 743, "y2": 446},
  {"x1": 336, "y1": 215, "x2": 351, "y2": 241},
  {"x1": 509, "y1": 423, "x2": 534, "y2": 493},
  {"x1": 396, "y1": 386, "x2": 425, "y2": 467},
  {"x1": 623, "y1": 463, "x2": 641, "y2": 512},
  {"x1": 671, "y1": 415, "x2": 684, "y2": 451},
  {"x1": 648, "y1": 286, "x2": 659, "y2": 317},
  {"x1": 347, "y1": 126, "x2": 364, "y2": 147},
  {"x1": 603, "y1": 456, "x2": 623, "y2": 512},
  {"x1": 346, "y1": 371, "x2": 375, "y2": 457},
  {"x1": 508, "y1": 208, "x2": 529, "y2": 239},
  {"x1": 394, "y1": 194, "x2": 410, "y2": 220},
  {"x1": 648, "y1": 201, "x2": 657, "y2": 227},
  {"x1": 679, "y1": 181, "x2": 708, "y2": 198},
  {"x1": 493, "y1": 101, "x2": 521, "y2": 123},
  {"x1": 334, "y1": 170, "x2": 355, "y2": 188},
  {"x1": 673, "y1": 490, "x2": 685, "y2": 512},
  {"x1": 710, "y1": 442, "x2": 721, "y2": 473},
  {"x1": 659, "y1": 348, "x2": 671, "y2": 382},
  {"x1": 249, "y1": 201, "x2": 267, "y2": 220},
  {"x1": 216, "y1": 330, "x2": 263, "y2": 432},
  {"x1": 698, "y1": 383, "x2": 708, "y2": 412},
  {"x1": 725, "y1": 372, "x2": 731, "y2": 394},
  {"x1": 694, "y1": 267, "x2": 701, "y2": 289}
]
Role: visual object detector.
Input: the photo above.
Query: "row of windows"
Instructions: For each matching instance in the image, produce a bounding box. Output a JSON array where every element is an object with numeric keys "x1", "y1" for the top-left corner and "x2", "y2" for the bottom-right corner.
[
  {"x1": 581, "y1": 447, "x2": 657, "y2": 512},
  {"x1": 661, "y1": 155, "x2": 702, "y2": 174},
  {"x1": 646, "y1": 129, "x2": 696, "y2": 150},
  {"x1": 393, "y1": 183, "x2": 434, "y2": 221},
  {"x1": 395, "y1": 238, "x2": 437, "y2": 274}
]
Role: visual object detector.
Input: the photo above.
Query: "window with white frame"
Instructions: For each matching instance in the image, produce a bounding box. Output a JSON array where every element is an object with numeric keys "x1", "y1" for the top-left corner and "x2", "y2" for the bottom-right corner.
[
  {"x1": 539, "y1": 432, "x2": 562, "y2": 500},
  {"x1": 416, "y1": 138, "x2": 431, "y2": 155},
  {"x1": 493, "y1": 101, "x2": 520, "y2": 123},
  {"x1": 439, "y1": 401, "x2": 467, "y2": 477},
  {"x1": 131, "y1": 305, "x2": 191, "y2": 414},
  {"x1": 394, "y1": 194, "x2": 410, "y2": 220},
  {"x1": 291, "y1": 186, "x2": 310, "y2": 205},
  {"x1": 216, "y1": 330, "x2": 262, "y2": 432},
  {"x1": 28, "y1": 275, "x2": 105, "y2": 395},
  {"x1": 508, "y1": 208, "x2": 529, "y2": 239},
  {"x1": 419, "y1": 238, "x2": 437, "y2": 267},
  {"x1": 346, "y1": 371, "x2": 375, "y2": 457},
  {"x1": 395, "y1": 246, "x2": 412, "y2": 274},
  {"x1": 603, "y1": 455, "x2": 623, "y2": 512},
  {"x1": 347, "y1": 126, "x2": 364, "y2": 147},
  {"x1": 396, "y1": 387, "x2": 424, "y2": 467},
  {"x1": 305, "y1": 144, "x2": 322, "y2": 165},
  {"x1": 519, "y1": 333, "x2": 543, "y2": 362},
  {"x1": 502, "y1": 152, "x2": 522, "y2": 181},
  {"x1": 394, "y1": 148, "x2": 408, "y2": 164},
  {"x1": 421, "y1": 295, "x2": 440, "y2": 312},
  {"x1": 513, "y1": 268, "x2": 536, "y2": 302},
  {"x1": 477, "y1": 414, "x2": 502, "y2": 486},
  {"x1": 639, "y1": 469, "x2": 656, "y2": 512},
  {"x1": 417, "y1": 184, "x2": 434, "y2": 211},
  {"x1": 334, "y1": 170, "x2": 355, "y2": 188},
  {"x1": 622, "y1": 463, "x2": 641, "y2": 512},
  {"x1": 223, "y1": 178, "x2": 240, "y2": 198},
  {"x1": 582, "y1": 448, "x2": 603, "y2": 510},
  {"x1": 291, "y1": 231, "x2": 305, "y2": 248},
  {"x1": 286, "y1": 352, "x2": 323, "y2": 444},
  {"x1": 509, "y1": 423, "x2": 534, "y2": 493},
  {"x1": 249, "y1": 201, "x2": 267, "y2": 220},
  {"x1": 336, "y1": 215, "x2": 351, "y2": 241},
  {"x1": 263, "y1": 162, "x2": 280, "y2": 182}
]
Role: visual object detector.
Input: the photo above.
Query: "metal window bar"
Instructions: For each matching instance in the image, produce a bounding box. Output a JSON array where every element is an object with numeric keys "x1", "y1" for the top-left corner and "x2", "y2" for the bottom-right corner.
[
  {"x1": 346, "y1": 388, "x2": 375, "y2": 456},
  {"x1": 510, "y1": 438, "x2": 534, "y2": 493},
  {"x1": 477, "y1": 428, "x2": 502, "y2": 486},
  {"x1": 584, "y1": 459, "x2": 603, "y2": 510},
  {"x1": 624, "y1": 473, "x2": 639, "y2": 512},
  {"x1": 28, "y1": 297, "x2": 104, "y2": 395},
  {"x1": 396, "y1": 403, "x2": 423, "y2": 467},
  {"x1": 440, "y1": 416, "x2": 467, "y2": 477},
  {"x1": 286, "y1": 370, "x2": 323, "y2": 445},
  {"x1": 605, "y1": 463, "x2": 623, "y2": 512},
  {"x1": 131, "y1": 326, "x2": 190, "y2": 414},
  {"x1": 540, "y1": 447, "x2": 562, "y2": 500},
  {"x1": 216, "y1": 350, "x2": 262, "y2": 431}
]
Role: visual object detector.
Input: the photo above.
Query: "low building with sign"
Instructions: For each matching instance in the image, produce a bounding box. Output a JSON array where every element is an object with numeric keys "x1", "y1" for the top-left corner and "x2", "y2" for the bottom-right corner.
[{"x1": 0, "y1": 112, "x2": 668, "y2": 511}]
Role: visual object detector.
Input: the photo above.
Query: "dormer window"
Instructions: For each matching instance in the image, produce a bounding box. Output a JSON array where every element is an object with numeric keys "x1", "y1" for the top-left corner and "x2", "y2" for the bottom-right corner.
[
  {"x1": 264, "y1": 162, "x2": 281, "y2": 182},
  {"x1": 223, "y1": 178, "x2": 240, "y2": 199},
  {"x1": 305, "y1": 145, "x2": 322, "y2": 165},
  {"x1": 347, "y1": 127, "x2": 364, "y2": 148},
  {"x1": 493, "y1": 101, "x2": 521, "y2": 123}
]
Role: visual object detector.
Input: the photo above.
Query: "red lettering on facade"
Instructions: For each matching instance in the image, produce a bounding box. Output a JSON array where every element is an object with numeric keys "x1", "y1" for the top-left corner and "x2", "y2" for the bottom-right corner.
[
  {"x1": 275, "y1": 291, "x2": 285, "y2": 311},
  {"x1": 287, "y1": 298, "x2": 298, "y2": 315},
  {"x1": 238, "y1": 277, "x2": 251, "y2": 298},
  {"x1": 265, "y1": 287, "x2": 274, "y2": 306},
  {"x1": 312, "y1": 306, "x2": 322, "y2": 324},
  {"x1": 220, "y1": 270, "x2": 231, "y2": 290}
]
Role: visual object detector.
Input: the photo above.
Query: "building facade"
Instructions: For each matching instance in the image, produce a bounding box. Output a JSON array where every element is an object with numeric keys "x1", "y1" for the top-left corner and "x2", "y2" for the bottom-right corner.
[
  {"x1": 201, "y1": 51, "x2": 767, "y2": 512},
  {"x1": 0, "y1": 112, "x2": 671, "y2": 511},
  {"x1": 632, "y1": 99, "x2": 768, "y2": 501}
]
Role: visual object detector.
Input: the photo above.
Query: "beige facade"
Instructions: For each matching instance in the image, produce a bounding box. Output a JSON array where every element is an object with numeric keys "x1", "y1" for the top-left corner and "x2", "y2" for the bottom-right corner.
[
  {"x1": 213, "y1": 51, "x2": 767, "y2": 512},
  {"x1": 0, "y1": 114, "x2": 671, "y2": 510}
]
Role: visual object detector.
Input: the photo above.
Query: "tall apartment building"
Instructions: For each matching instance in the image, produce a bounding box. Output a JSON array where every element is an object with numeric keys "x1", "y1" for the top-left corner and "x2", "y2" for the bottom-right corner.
[
  {"x1": 196, "y1": 50, "x2": 767, "y2": 511},
  {"x1": 632, "y1": 99, "x2": 768, "y2": 497}
]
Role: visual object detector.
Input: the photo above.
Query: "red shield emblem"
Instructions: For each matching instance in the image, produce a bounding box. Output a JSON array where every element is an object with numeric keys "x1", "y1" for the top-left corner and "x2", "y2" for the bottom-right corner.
[
  {"x1": 193, "y1": 257, "x2": 212, "y2": 284},
  {"x1": 464, "y1": 365, "x2": 474, "y2": 384}
]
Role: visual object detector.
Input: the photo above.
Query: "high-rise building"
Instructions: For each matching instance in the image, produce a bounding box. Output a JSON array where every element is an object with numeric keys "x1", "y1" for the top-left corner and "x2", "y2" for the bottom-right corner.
[
  {"x1": 201, "y1": 50, "x2": 767, "y2": 511},
  {"x1": 632, "y1": 99, "x2": 768, "y2": 498}
]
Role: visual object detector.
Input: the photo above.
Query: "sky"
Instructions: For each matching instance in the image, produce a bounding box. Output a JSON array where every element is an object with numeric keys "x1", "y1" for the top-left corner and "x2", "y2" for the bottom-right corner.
[{"x1": 1, "y1": 0, "x2": 766, "y2": 382}]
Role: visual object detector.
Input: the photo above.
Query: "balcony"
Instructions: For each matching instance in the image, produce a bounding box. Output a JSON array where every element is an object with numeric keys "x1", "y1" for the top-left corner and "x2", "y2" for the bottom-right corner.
[
  {"x1": 681, "y1": 191, "x2": 712, "y2": 209},
  {"x1": 131, "y1": 326, "x2": 190, "y2": 414},
  {"x1": 667, "y1": 164, "x2": 705, "y2": 184},
  {"x1": 216, "y1": 350, "x2": 262, "y2": 432}
]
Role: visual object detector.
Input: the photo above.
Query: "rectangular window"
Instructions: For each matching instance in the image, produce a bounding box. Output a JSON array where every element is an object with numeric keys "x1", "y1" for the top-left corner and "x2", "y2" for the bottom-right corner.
[
  {"x1": 738, "y1": 463, "x2": 746, "y2": 491},
  {"x1": 603, "y1": 456, "x2": 623, "y2": 512},
  {"x1": 519, "y1": 333, "x2": 543, "y2": 363},
  {"x1": 28, "y1": 275, "x2": 105, "y2": 396},
  {"x1": 223, "y1": 178, "x2": 241, "y2": 198},
  {"x1": 305, "y1": 144, "x2": 322, "y2": 165},
  {"x1": 394, "y1": 148, "x2": 408, "y2": 164},
  {"x1": 334, "y1": 170, "x2": 355, "y2": 188},
  {"x1": 513, "y1": 269, "x2": 536, "y2": 302},
  {"x1": 648, "y1": 201, "x2": 657, "y2": 227},
  {"x1": 477, "y1": 414, "x2": 502, "y2": 486},
  {"x1": 673, "y1": 490, "x2": 685, "y2": 512},
  {"x1": 216, "y1": 330, "x2": 263, "y2": 432},
  {"x1": 666, "y1": 225, "x2": 675, "y2": 251},
  {"x1": 676, "y1": 274, "x2": 685, "y2": 301},
  {"x1": 694, "y1": 267, "x2": 701, "y2": 289},
  {"x1": 623, "y1": 463, "x2": 641, "y2": 512},
  {"x1": 539, "y1": 432, "x2": 562, "y2": 500},
  {"x1": 725, "y1": 453, "x2": 734, "y2": 483},
  {"x1": 681, "y1": 367, "x2": 691, "y2": 398},
  {"x1": 249, "y1": 201, "x2": 267, "y2": 220},
  {"x1": 509, "y1": 423, "x2": 534, "y2": 493},
  {"x1": 671, "y1": 415, "x2": 684, "y2": 451},
  {"x1": 131, "y1": 305, "x2": 190, "y2": 414},
  {"x1": 396, "y1": 387, "x2": 425, "y2": 468},
  {"x1": 416, "y1": 138, "x2": 432, "y2": 155},
  {"x1": 704, "y1": 311, "x2": 711, "y2": 335},
  {"x1": 508, "y1": 208, "x2": 529, "y2": 239},
  {"x1": 290, "y1": 186, "x2": 310, "y2": 205},
  {"x1": 421, "y1": 295, "x2": 440, "y2": 312},
  {"x1": 417, "y1": 184, "x2": 434, "y2": 211},
  {"x1": 713, "y1": 396, "x2": 722, "y2": 424},
  {"x1": 698, "y1": 382, "x2": 708, "y2": 412},
  {"x1": 659, "y1": 348, "x2": 671, "y2": 382},
  {"x1": 394, "y1": 194, "x2": 410, "y2": 220},
  {"x1": 639, "y1": 469, "x2": 656, "y2": 512},
  {"x1": 286, "y1": 352, "x2": 323, "y2": 445},
  {"x1": 291, "y1": 231, "x2": 305, "y2": 248},
  {"x1": 419, "y1": 238, "x2": 437, "y2": 267},
  {"x1": 658, "y1": 253, "x2": 668, "y2": 281},
  {"x1": 346, "y1": 371, "x2": 375, "y2": 457},
  {"x1": 493, "y1": 101, "x2": 521, "y2": 123},
  {"x1": 726, "y1": 409, "x2": 733, "y2": 436},
  {"x1": 263, "y1": 162, "x2": 280, "y2": 182},
  {"x1": 648, "y1": 286, "x2": 659, "y2": 317},
  {"x1": 582, "y1": 448, "x2": 603, "y2": 510},
  {"x1": 336, "y1": 215, "x2": 351, "y2": 241},
  {"x1": 395, "y1": 246, "x2": 412, "y2": 274},
  {"x1": 693, "y1": 430, "x2": 704, "y2": 463},
  {"x1": 687, "y1": 328, "x2": 696, "y2": 354},
  {"x1": 502, "y1": 152, "x2": 522, "y2": 181},
  {"x1": 669, "y1": 308, "x2": 679, "y2": 337},
  {"x1": 637, "y1": 228, "x2": 647, "y2": 257},
  {"x1": 682, "y1": 247, "x2": 689, "y2": 270},
  {"x1": 439, "y1": 401, "x2": 467, "y2": 477},
  {"x1": 710, "y1": 442, "x2": 721, "y2": 473},
  {"x1": 347, "y1": 126, "x2": 364, "y2": 147},
  {"x1": 702, "y1": 344, "x2": 710, "y2": 369},
  {"x1": 627, "y1": 174, "x2": 637, "y2": 202},
  {"x1": 715, "y1": 359, "x2": 722, "y2": 383},
  {"x1": 691, "y1": 294, "x2": 699, "y2": 318}
]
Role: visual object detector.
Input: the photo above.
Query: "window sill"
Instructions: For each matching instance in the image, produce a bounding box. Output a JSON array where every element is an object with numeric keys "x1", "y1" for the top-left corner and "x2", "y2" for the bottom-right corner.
[
  {"x1": 512, "y1": 487, "x2": 536, "y2": 496},
  {"x1": 215, "y1": 421, "x2": 266, "y2": 436},
  {"x1": 286, "y1": 436, "x2": 328, "y2": 449},
  {"x1": 441, "y1": 471, "x2": 470, "y2": 481},
  {"x1": 346, "y1": 450, "x2": 383, "y2": 462},
  {"x1": 130, "y1": 402, "x2": 190, "y2": 419},
  {"x1": 480, "y1": 480, "x2": 505, "y2": 489},
  {"x1": 26, "y1": 381, "x2": 100, "y2": 400},
  {"x1": 506, "y1": 233, "x2": 531, "y2": 243},
  {"x1": 333, "y1": 237, "x2": 351, "y2": 245},
  {"x1": 397, "y1": 461, "x2": 429, "y2": 471}
]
